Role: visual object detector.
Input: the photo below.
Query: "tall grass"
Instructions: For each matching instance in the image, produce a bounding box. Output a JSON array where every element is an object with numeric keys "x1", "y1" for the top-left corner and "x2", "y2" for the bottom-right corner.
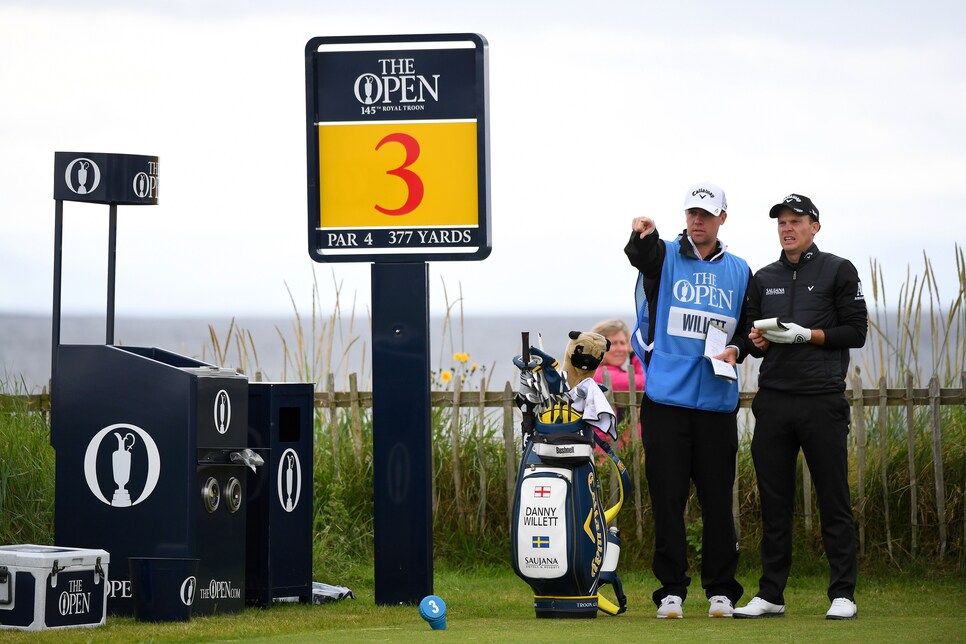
[
  {"x1": 0, "y1": 381, "x2": 54, "y2": 546},
  {"x1": 864, "y1": 244, "x2": 965, "y2": 387},
  {"x1": 854, "y1": 244, "x2": 965, "y2": 566},
  {"x1": 201, "y1": 267, "x2": 370, "y2": 390}
]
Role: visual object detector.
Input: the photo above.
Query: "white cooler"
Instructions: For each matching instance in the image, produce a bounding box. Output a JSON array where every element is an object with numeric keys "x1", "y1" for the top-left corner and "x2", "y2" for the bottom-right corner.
[{"x1": 0, "y1": 544, "x2": 109, "y2": 631}]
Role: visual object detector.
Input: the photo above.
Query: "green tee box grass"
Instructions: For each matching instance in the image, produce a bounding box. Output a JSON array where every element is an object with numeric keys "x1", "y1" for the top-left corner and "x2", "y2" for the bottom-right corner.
[{"x1": 3, "y1": 568, "x2": 963, "y2": 643}]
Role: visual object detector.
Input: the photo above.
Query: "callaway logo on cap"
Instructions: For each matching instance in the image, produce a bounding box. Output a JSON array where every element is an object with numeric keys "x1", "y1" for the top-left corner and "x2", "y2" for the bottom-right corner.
[
  {"x1": 769, "y1": 193, "x2": 820, "y2": 220},
  {"x1": 683, "y1": 181, "x2": 727, "y2": 216}
]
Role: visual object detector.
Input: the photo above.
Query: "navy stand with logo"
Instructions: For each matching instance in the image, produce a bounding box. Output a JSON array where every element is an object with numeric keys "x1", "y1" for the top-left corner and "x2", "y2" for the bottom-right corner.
[
  {"x1": 49, "y1": 153, "x2": 256, "y2": 616},
  {"x1": 50, "y1": 152, "x2": 158, "y2": 390}
]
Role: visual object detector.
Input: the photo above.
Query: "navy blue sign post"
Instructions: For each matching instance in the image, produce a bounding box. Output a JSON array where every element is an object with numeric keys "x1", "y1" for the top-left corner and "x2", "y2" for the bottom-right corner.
[
  {"x1": 305, "y1": 34, "x2": 489, "y2": 605},
  {"x1": 50, "y1": 152, "x2": 159, "y2": 389}
]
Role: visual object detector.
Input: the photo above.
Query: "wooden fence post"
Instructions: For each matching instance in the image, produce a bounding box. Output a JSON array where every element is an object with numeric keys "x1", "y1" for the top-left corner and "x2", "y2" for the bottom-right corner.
[
  {"x1": 905, "y1": 371, "x2": 918, "y2": 557},
  {"x1": 348, "y1": 372, "x2": 364, "y2": 466},
  {"x1": 928, "y1": 376, "x2": 946, "y2": 560},
  {"x1": 478, "y1": 384, "x2": 487, "y2": 532},
  {"x1": 327, "y1": 372, "x2": 339, "y2": 478},
  {"x1": 878, "y1": 376, "x2": 893, "y2": 561},
  {"x1": 853, "y1": 368, "x2": 866, "y2": 557},
  {"x1": 503, "y1": 381, "x2": 516, "y2": 529},
  {"x1": 451, "y1": 376, "x2": 464, "y2": 520},
  {"x1": 627, "y1": 366, "x2": 644, "y2": 544}
]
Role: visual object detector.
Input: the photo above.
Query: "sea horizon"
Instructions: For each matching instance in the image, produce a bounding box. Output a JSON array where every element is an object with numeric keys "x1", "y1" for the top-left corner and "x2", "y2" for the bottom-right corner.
[
  {"x1": 1, "y1": 311, "x2": 632, "y2": 393},
  {"x1": 0, "y1": 309, "x2": 948, "y2": 395}
]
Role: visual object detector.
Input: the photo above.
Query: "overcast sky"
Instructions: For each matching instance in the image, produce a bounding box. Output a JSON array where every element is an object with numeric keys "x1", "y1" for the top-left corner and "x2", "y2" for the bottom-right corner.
[{"x1": 1, "y1": 0, "x2": 963, "y2": 320}]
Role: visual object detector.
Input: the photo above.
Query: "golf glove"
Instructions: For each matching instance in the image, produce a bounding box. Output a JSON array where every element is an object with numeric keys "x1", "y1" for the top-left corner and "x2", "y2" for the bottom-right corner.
[{"x1": 762, "y1": 322, "x2": 811, "y2": 344}]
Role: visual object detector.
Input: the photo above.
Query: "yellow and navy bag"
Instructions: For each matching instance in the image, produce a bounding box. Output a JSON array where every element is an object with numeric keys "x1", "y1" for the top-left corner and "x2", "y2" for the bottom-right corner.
[{"x1": 510, "y1": 400, "x2": 631, "y2": 618}]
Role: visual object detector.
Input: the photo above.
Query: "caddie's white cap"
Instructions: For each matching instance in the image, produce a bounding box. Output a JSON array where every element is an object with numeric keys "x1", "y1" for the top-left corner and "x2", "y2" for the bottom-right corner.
[{"x1": 683, "y1": 181, "x2": 727, "y2": 216}]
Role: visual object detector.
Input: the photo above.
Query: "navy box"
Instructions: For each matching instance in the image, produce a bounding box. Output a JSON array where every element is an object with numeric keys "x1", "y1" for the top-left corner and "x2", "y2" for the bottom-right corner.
[
  {"x1": 246, "y1": 382, "x2": 314, "y2": 607},
  {"x1": 52, "y1": 345, "x2": 252, "y2": 616}
]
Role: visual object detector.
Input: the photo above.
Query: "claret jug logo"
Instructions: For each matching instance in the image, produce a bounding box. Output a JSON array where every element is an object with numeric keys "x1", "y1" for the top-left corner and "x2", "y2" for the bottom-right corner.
[
  {"x1": 132, "y1": 160, "x2": 159, "y2": 199},
  {"x1": 353, "y1": 57, "x2": 441, "y2": 109},
  {"x1": 214, "y1": 389, "x2": 231, "y2": 434},
  {"x1": 64, "y1": 157, "x2": 101, "y2": 195},
  {"x1": 277, "y1": 448, "x2": 303, "y2": 512},
  {"x1": 180, "y1": 576, "x2": 197, "y2": 606},
  {"x1": 84, "y1": 423, "x2": 161, "y2": 507}
]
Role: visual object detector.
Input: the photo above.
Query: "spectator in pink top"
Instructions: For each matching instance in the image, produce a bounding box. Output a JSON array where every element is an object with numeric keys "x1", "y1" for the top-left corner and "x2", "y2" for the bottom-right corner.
[
  {"x1": 592, "y1": 319, "x2": 645, "y2": 394},
  {"x1": 591, "y1": 319, "x2": 645, "y2": 448}
]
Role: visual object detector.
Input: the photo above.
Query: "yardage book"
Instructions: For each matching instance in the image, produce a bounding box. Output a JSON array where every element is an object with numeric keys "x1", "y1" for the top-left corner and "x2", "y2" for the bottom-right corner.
[{"x1": 704, "y1": 322, "x2": 737, "y2": 381}]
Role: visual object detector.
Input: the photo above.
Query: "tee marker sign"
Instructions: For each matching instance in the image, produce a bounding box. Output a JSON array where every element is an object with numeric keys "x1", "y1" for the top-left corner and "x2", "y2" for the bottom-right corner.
[{"x1": 305, "y1": 34, "x2": 490, "y2": 263}]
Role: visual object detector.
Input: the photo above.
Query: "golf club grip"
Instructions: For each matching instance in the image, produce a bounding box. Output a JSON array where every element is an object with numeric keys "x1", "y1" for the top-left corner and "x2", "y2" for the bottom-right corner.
[{"x1": 521, "y1": 332, "x2": 530, "y2": 365}]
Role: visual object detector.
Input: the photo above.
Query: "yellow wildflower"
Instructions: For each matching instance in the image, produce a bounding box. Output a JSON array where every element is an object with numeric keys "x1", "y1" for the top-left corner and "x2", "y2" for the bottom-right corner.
[{"x1": 440, "y1": 370, "x2": 453, "y2": 383}]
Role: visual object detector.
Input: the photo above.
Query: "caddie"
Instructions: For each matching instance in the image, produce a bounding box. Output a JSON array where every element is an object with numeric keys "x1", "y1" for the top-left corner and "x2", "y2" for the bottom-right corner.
[{"x1": 625, "y1": 181, "x2": 751, "y2": 619}]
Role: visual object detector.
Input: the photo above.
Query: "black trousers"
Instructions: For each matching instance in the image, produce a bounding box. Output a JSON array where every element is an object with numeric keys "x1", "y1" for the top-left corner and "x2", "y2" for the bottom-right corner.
[
  {"x1": 750, "y1": 388, "x2": 857, "y2": 604},
  {"x1": 640, "y1": 394, "x2": 743, "y2": 606}
]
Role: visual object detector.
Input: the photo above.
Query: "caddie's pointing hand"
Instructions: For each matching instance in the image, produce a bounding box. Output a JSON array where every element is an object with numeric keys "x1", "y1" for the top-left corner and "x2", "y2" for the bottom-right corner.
[{"x1": 632, "y1": 217, "x2": 655, "y2": 239}]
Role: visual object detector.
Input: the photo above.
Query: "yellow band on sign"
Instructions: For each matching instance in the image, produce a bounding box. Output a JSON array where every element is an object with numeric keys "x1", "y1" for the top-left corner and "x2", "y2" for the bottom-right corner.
[{"x1": 318, "y1": 121, "x2": 478, "y2": 228}]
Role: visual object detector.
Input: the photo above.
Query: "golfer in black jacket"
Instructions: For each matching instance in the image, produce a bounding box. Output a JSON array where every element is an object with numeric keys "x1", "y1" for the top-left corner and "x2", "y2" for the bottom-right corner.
[{"x1": 733, "y1": 194, "x2": 867, "y2": 621}]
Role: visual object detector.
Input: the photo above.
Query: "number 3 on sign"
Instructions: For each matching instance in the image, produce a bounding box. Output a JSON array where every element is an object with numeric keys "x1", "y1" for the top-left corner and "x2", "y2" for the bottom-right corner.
[{"x1": 374, "y1": 133, "x2": 424, "y2": 216}]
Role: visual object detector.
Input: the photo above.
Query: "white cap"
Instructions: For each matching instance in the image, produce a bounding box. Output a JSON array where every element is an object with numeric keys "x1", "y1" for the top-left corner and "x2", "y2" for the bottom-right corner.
[{"x1": 683, "y1": 181, "x2": 727, "y2": 216}]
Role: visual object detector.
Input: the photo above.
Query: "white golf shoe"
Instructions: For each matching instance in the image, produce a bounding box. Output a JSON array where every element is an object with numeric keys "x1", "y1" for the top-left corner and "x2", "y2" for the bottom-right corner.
[
  {"x1": 657, "y1": 594, "x2": 684, "y2": 619},
  {"x1": 708, "y1": 595, "x2": 734, "y2": 617},
  {"x1": 733, "y1": 596, "x2": 785, "y2": 618},
  {"x1": 826, "y1": 597, "x2": 857, "y2": 620}
]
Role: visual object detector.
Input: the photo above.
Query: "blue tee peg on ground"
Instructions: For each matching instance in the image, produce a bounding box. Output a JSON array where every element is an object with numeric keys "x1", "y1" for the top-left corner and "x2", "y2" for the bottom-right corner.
[{"x1": 419, "y1": 595, "x2": 447, "y2": 630}]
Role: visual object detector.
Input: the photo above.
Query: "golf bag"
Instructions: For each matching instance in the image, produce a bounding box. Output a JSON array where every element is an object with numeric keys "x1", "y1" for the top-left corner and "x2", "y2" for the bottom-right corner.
[{"x1": 510, "y1": 338, "x2": 632, "y2": 618}]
